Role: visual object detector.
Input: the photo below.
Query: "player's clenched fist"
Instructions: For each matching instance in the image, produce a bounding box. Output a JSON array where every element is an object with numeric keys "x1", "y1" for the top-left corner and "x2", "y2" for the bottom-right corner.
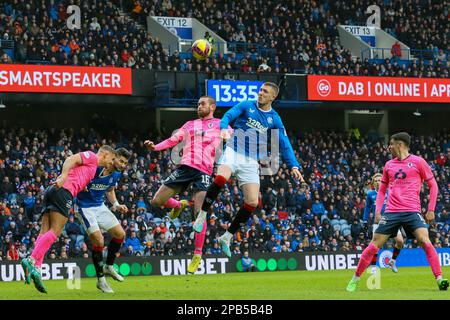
[
  {"x1": 220, "y1": 129, "x2": 231, "y2": 140},
  {"x1": 291, "y1": 167, "x2": 304, "y2": 181},
  {"x1": 144, "y1": 140, "x2": 155, "y2": 151}
]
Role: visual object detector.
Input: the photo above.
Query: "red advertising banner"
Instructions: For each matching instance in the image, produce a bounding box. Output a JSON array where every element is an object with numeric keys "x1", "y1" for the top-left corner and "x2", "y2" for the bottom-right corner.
[
  {"x1": 308, "y1": 75, "x2": 450, "y2": 103},
  {"x1": 0, "y1": 64, "x2": 132, "y2": 94}
]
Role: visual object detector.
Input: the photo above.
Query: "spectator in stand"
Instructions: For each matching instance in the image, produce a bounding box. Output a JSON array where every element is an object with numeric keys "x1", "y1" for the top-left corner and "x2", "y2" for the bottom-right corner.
[
  {"x1": 124, "y1": 231, "x2": 144, "y2": 254},
  {"x1": 241, "y1": 251, "x2": 256, "y2": 272},
  {"x1": 7, "y1": 243, "x2": 19, "y2": 260},
  {"x1": 391, "y1": 41, "x2": 402, "y2": 59}
]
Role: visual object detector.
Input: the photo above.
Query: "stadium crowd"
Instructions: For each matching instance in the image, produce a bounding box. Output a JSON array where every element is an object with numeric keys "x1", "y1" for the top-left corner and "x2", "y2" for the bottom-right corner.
[
  {"x1": 0, "y1": 0, "x2": 448, "y2": 77},
  {"x1": 0, "y1": 126, "x2": 448, "y2": 260}
]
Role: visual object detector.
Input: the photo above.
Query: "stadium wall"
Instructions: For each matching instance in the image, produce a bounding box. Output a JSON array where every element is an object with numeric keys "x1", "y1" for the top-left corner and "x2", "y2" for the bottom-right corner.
[{"x1": 2, "y1": 249, "x2": 450, "y2": 282}]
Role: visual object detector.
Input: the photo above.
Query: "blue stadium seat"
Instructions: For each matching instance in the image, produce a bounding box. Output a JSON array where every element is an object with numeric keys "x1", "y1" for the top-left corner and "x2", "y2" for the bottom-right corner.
[
  {"x1": 321, "y1": 215, "x2": 330, "y2": 223},
  {"x1": 342, "y1": 228, "x2": 351, "y2": 237},
  {"x1": 333, "y1": 224, "x2": 341, "y2": 231},
  {"x1": 339, "y1": 219, "x2": 348, "y2": 225},
  {"x1": 331, "y1": 219, "x2": 340, "y2": 227}
]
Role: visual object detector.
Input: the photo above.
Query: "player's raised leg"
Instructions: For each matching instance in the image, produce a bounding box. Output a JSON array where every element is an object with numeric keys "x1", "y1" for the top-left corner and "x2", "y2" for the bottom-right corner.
[
  {"x1": 151, "y1": 184, "x2": 187, "y2": 219},
  {"x1": 23, "y1": 212, "x2": 50, "y2": 285},
  {"x1": 414, "y1": 227, "x2": 448, "y2": 290},
  {"x1": 31, "y1": 210, "x2": 68, "y2": 293},
  {"x1": 346, "y1": 233, "x2": 390, "y2": 292},
  {"x1": 218, "y1": 182, "x2": 259, "y2": 258},
  {"x1": 193, "y1": 165, "x2": 232, "y2": 233},
  {"x1": 188, "y1": 190, "x2": 208, "y2": 274}
]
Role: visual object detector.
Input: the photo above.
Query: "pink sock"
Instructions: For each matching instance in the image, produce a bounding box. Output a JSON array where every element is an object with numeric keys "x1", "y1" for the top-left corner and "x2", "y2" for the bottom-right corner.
[
  {"x1": 423, "y1": 242, "x2": 442, "y2": 279},
  {"x1": 164, "y1": 198, "x2": 180, "y2": 209},
  {"x1": 31, "y1": 230, "x2": 57, "y2": 267},
  {"x1": 33, "y1": 234, "x2": 44, "y2": 266},
  {"x1": 194, "y1": 222, "x2": 207, "y2": 255},
  {"x1": 355, "y1": 243, "x2": 379, "y2": 277}
]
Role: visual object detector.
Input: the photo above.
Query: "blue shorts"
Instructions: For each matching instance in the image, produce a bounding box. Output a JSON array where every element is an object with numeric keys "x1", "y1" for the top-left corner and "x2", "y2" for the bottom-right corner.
[{"x1": 375, "y1": 212, "x2": 427, "y2": 239}]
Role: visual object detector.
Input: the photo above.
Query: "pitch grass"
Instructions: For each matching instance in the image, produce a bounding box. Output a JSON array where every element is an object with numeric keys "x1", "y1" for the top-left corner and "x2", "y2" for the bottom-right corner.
[{"x1": 0, "y1": 266, "x2": 449, "y2": 300}]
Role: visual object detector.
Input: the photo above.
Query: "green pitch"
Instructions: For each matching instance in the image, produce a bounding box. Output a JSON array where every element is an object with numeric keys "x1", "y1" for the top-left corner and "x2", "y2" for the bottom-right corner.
[{"x1": 0, "y1": 266, "x2": 449, "y2": 300}]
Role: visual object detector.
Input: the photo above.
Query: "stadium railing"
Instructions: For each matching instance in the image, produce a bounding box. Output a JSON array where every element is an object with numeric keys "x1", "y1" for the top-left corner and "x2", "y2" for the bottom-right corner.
[
  {"x1": 361, "y1": 47, "x2": 411, "y2": 61},
  {"x1": 226, "y1": 42, "x2": 277, "y2": 58}
]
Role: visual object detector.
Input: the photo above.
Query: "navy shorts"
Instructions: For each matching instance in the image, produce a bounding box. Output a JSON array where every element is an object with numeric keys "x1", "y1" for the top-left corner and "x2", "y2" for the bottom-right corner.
[
  {"x1": 42, "y1": 185, "x2": 74, "y2": 218},
  {"x1": 163, "y1": 165, "x2": 211, "y2": 192},
  {"x1": 375, "y1": 212, "x2": 427, "y2": 239}
]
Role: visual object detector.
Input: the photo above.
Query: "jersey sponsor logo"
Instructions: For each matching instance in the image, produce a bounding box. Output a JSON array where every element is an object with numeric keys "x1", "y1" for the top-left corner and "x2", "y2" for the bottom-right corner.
[
  {"x1": 83, "y1": 151, "x2": 90, "y2": 158},
  {"x1": 89, "y1": 183, "x2": 112, "y2": 191},
  {"x1": 249, "y1": 108, "x2": 255, "y2": 113},
  {"x1": 246, "y1": 118, "x2": 268, "y2": 133},
  {"x1": 394, "y1": 169, "x2": 407, "y2": 180}
]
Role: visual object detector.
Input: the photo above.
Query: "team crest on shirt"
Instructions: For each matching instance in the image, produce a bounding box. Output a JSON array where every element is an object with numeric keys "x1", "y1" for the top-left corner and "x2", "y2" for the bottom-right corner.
[
  {"x1": 109, "y1": 178, "x2": 113, "y2": 184},
  {"x1": 407, "y1": 162, "x2": 413, "y2": 168},
  {"x1": 208, "y1": 123, "x2": 213, "y2": 129},
  {"x1": 267, "y1": 117, "x2": 273, "y2": 124}
]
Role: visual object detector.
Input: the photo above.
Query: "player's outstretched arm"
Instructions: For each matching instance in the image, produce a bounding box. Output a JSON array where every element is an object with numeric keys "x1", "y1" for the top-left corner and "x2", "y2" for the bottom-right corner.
[
  {"x1": 145, "y1": 125, "x2": 188, "y2": 152},
  {"x1": 55, "y1": 153, "x2": 83, "y2": 188},
  {"x1": 220, "y1": 101, "x2": 247, "y2": 130}
]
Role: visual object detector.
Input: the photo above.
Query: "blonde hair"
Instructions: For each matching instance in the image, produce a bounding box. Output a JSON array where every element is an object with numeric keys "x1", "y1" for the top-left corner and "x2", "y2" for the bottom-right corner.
[
  {"x1": 263, "y1": 82, "x2": 279, "y2": 97},
  {"x1": 371, "y1": 173, "x2": 382, "y2": 184}
]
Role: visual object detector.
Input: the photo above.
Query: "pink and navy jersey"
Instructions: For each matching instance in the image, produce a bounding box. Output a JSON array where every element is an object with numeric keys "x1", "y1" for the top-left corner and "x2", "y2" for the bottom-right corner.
[
  {"x1": 154, "y1": 118, "x2": 226, "y2": 175},
  {"x1": 381, "y1": 154, "x2": 434, "y2": 213},
  {"x1": 63, "y1": 151, "x2": 98, "y2": 198}
]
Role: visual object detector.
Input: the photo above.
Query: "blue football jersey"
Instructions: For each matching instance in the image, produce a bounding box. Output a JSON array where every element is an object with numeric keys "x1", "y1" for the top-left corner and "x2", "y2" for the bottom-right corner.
[
  {"x1": 363, "y1": 189, "x2": 388, "y2": 222},
  {"x1": 220, "y1": 100, "x2": 300, "y2": 169},
  {"x1": 75, "y1": 167, "x2": 122, "y2": 208}
]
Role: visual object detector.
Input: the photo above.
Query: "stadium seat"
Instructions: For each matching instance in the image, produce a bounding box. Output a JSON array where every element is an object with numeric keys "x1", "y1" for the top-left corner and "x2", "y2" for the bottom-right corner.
[
  {"x1": 331, "y1": 219, "x2": 340, "y2": 227},
  {"x1": 342, "y1": 228, "x2": 351, "y2": 237},
  {"x1": 321, "y1": 215, "x2": 330, "y2": 223},
  {"x1": 339, "y1": 219, "x2": 348, "y2": 225},
  {"x1": 333, "y1": 224, "x2": 341, "y2": 232}
]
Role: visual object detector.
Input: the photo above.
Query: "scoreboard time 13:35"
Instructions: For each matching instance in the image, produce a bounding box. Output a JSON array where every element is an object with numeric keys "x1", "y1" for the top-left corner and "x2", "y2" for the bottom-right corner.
[{"x1": 206, "y1": 80, "x2": 263, "y2": 106}]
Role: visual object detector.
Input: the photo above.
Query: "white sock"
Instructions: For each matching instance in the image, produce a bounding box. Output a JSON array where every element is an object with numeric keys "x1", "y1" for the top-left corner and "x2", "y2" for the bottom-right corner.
[
  {"x1": 352, "y1": 275, "x2": 360, "y2": 281},
  {"x1": 437, "y1": 275, "x2": 443, "y2": 281}
]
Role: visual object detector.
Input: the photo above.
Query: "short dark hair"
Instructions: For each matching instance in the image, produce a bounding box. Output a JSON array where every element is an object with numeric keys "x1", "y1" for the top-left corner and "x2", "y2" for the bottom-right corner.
[
  {"x1": 115, "y1": 147, "x2": 131, "y2": 159},
  {"x1": 390, "y1": 132, "x2": 411, "y2": 147}
]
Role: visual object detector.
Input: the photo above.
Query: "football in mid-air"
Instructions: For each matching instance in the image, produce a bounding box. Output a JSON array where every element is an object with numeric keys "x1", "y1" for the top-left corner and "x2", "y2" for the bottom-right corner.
[{"x1": 191, "y1": 39, "x2": 212, "y2": 60}]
